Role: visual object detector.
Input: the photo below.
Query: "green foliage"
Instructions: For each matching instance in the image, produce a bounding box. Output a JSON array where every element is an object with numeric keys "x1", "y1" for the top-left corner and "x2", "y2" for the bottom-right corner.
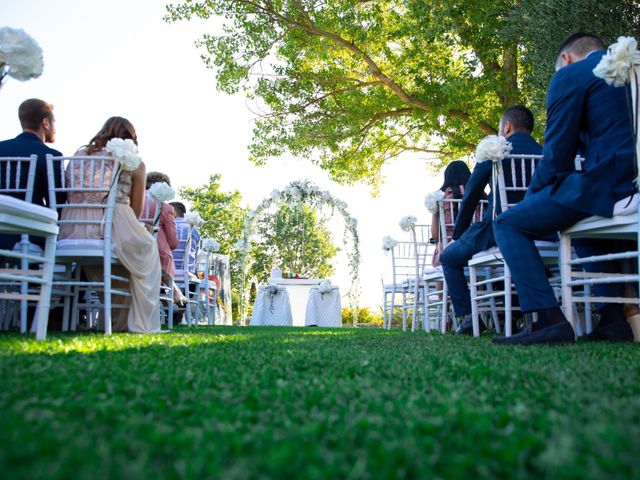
[
  {"x1": 165, "y1": 0, "x2": 638, "y2": 188},
  {"x1": 179, "y1": 174, "x2": 247, "y2": 321},
  {"x1": 249, "y1": 202, "x2": 338, "y2": 283},
  {"x1": 342, "y1": 306, "x2": 383, "y2": 327},
  {"x1": 2, "y1": 328, "x2": 640, "y2": 478}
]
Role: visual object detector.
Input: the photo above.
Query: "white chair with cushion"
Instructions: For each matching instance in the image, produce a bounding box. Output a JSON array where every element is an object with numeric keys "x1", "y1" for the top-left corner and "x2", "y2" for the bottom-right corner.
[{"x1": 47, "y1": 154, "x2": 130, "y2": 334}]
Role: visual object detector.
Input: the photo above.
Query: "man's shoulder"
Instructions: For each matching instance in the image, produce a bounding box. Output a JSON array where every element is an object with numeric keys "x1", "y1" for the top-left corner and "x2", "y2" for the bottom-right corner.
[{"x1": 508, "y1": 132, "x2": 542, "y2": 155}]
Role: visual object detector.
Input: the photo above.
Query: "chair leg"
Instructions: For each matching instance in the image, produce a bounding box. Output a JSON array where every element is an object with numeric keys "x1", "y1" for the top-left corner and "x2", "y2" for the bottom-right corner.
[
  {"x1": 504, "y1": 265, "x2": 512, "y2": 337},
  {"x1": 559, "y1": 234, "x2": 575, "y2": 331},
  {"x1": 35, "y1": 235, "x2": 55, "y2": 341},
  {"x1": 441, "y1": 281, "x2": 449, "y2": 335},
  {"x1": 470, "y1": 266, "x2": 480, "y2": 337}
]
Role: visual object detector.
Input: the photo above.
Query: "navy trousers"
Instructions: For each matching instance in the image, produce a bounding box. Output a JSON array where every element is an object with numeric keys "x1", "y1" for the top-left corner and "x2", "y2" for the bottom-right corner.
[
  {"x1": 440, "y1": 222, "x2": 488, "y2": 317},
  {"x1": 493, "y1": 187, "x2": 589, "y2": 312}
]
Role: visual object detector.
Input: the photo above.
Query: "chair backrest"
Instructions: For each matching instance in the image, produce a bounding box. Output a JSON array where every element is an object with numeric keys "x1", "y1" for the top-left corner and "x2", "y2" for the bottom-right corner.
[
  {"x1": 438, "y1": 198, "x2": 488, "y2": 248},
  {"x1": 494, "y1": 154, "x2": 542, "y2": 215},
  {"x1": 0, "y1": 155, "x2": 38, "y2": 202},
  {"x1": 391, "y1": 239, "x2": 430, "y2": 285},
  {"x1": 46, "y1": 154, "x2": 120, "y2": 243},
  {"x1": 140, "y1": 193, "x2": 164, "y2": 237},
  {"x1": 173, "y1": 222, "x2": 196, "y2": 273}
]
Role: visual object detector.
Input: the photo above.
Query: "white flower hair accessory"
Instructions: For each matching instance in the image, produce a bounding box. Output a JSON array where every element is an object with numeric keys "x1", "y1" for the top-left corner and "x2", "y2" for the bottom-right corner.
[
  {"x1": 184, "y1": 211, "x2": 204, "y2": 227},
  {"x1": 399, "y1": 215, "x2": 417, "y2": 232},
  {"x1": 425, "y1": 190, "x2": 445, "y2": 215},
  {"x1": 382, "y1": 236, "x2": 398, "y2": 251},
  {"x1": 475, "y1": 135, "x2": 513, "y2": 163},
  {"x1": 0, "y1": 27, "x2": 43, "y2": 82},
  {"x1": 105, "y1": 138, "x2": 142, "y2": 171},
  {"x1": 593, "y1": 36, "x2": 640, "y2": 87},
  {"x1": 201, "y1": 237, "x2": 220, "y2": 253}
]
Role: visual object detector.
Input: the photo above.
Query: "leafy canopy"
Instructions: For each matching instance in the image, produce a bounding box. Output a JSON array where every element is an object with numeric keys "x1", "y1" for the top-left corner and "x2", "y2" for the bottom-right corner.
[{"x1": 166, "y1": 0, "x2": 639, "y2": 188}]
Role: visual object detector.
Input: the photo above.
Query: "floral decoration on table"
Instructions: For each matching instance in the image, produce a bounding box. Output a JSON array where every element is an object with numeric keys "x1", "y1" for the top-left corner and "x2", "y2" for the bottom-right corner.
[
  {"x1": 184, "y1": 211, "x2": 205, "y2": 228},
  {"x1": 475, "y1": 135, "x2": 513, "y2": 163},
  {"x1": 148, "y1": 181, "x2": 176, "y2": 203},
  {"x1": 105, "y1": 138, "x2": 141, "y2": 171},
  {"x1": 201, "y1": 237, "x2": 220, "y2": 253},
  {"x1": 236, "y1": 179, "x2": 360, "y2": 324},
  {"x1": 593, "y1": 36, "x2": 640, "y2": 87},
  {"x1": 318, "y1": 279, "x2": 332, "y2": 295},
  {"x1": 0, "y1": 27, "x2": 43, "y2": 88},
  {"x1": 424, "y1": 190, "x2": 445, "y2": 215},
  {"x1": 382, "y1": 235, "x2": 399, "y2": 251},
  {"x1": 266, "y1": 283, "x2": 281, "y2": 313},
  {"x1": 399, "y1": 215, "x2": 417, "y2": 232},
  {"x1": 593, "y1": 36, "x2": 640, "y2": 185}
]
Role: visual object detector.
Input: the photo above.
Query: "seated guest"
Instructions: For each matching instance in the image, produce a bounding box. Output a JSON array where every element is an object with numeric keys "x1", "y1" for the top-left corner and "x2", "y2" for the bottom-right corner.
[
  {"x1": 440, "y1": 105, "x2": 542, "y2": 335},
  {"x1": 0, "y1": 98, "x2": 65, "y2": 251},
  {"x1": 143, "y1": 172, "x2": 187, "y2": 306},
  {"x1": 60, "y1": 116, "x2": 162, "y2": 333},
  {"x1": 430, "y1": 160, "x2": 474, "y2": 268},
  {"x1": 170, "y1": 201, "x2": 200, "y2": 274},
  {"x1": 492, "y1": 33, "x2": 636, "y2": 345}
]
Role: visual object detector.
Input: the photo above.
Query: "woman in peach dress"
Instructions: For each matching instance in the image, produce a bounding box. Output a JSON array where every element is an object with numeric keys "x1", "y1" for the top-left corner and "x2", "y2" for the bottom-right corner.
[{"x1": 59, "y1": 117, "x2": 161, "y2": 333}]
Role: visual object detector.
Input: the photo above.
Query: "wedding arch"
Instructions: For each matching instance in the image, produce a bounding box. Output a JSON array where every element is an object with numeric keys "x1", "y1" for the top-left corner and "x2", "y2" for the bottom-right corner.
[{"x1": 235, "y1": 180, "x2": 361, "y2": 324}]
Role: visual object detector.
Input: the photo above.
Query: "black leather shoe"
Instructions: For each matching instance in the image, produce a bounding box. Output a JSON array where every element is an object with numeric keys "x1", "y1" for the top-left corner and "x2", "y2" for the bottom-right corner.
[
  {"x1": 492, "y1": 320, "x2": 575, "y2": 346},
  {"x1": 455, "y1": 318, "x2": 486, "y2": 336},
  {"x1": 578, "y1": 320, "x2": 634, "y2": 342}
]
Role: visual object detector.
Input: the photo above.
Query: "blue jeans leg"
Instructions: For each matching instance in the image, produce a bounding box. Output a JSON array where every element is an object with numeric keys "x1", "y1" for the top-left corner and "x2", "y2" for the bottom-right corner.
[
  {"x1": 493, "y1": 188, "x2": 589, "y2": 312},
  {"x1": 440, "y1": 235, "x2": 480, "y2": 317}
]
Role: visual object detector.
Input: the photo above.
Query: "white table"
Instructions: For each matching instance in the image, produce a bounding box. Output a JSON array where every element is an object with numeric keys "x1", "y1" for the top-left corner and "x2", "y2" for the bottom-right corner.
[{"x1": 267, "y1": 277, "x2": 321, "y2": 326}]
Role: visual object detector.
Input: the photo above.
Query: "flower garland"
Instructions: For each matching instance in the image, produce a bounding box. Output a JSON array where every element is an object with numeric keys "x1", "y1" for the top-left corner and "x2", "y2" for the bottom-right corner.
[
  {"x1": 424, "y1": 190, "x2": 445, "y2": 215},
  {"x1": 0, "y1": 27, "x2": 43, "y2": 86},
  {"x1": 236, "y1": 179, "x2": 360, "y2": 324},
  {"x1": 105, "y1": 138, "x2": 141, "y2": 171}
]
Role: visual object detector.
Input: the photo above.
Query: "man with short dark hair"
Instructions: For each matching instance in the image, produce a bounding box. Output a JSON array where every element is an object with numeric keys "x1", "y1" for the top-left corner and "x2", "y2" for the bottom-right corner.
[
  {"x1": 492, "y1": 33, "x2": 636, "y2": 345},
  {"x1": 0, "y1": 98, "x2": 64, "y2": 250},
  {"x1": 440, "y1": 105, "x2": 542, "y2": 335}
]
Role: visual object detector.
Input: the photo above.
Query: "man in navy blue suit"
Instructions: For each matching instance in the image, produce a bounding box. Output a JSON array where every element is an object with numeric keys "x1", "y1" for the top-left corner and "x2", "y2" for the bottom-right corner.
[
  {"x1": 492, "y1": 33, "x2": 636, "y2": 345},
  {"x1": 440, "y1": 106, "x2": 542, "y2": 335},
  {"x1": 0, "y1": 98, "x2": 64, "y2": 251}
]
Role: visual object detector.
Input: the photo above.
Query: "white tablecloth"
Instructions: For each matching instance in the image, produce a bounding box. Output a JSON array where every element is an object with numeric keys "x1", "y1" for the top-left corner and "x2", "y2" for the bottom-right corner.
[
  {"x1": 250, "y1": 286, "x2": 293, "y2": 326},
  {"x1": 305, "y1": 286, "x2": 342, "y2": 327},
  {"x1": 267, "y1": 277, "x2": 321, "y2": 326}
]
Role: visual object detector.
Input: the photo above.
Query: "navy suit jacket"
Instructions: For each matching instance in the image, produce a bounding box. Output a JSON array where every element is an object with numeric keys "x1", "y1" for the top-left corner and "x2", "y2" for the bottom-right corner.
[
  {"x1": 451, "y1": 131, "x2": 542, "y2": 249},
  {"x1": 0, "y1": 132, "x2": 65, "y2": 250},
  {"x1": 529, "y1": 50, "x2": 636, "y2": 216}
]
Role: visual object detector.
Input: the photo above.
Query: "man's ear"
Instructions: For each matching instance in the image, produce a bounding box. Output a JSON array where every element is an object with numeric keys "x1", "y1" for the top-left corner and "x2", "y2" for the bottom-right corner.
[{"x1": 503, "y1": 120, "x2": 513, "y2": 137}]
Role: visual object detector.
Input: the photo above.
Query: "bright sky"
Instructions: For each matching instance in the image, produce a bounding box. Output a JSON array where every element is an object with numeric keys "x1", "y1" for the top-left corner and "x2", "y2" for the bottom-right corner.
[{"x1": 0, "y1": 0, "x2": 443, "y2": 309}]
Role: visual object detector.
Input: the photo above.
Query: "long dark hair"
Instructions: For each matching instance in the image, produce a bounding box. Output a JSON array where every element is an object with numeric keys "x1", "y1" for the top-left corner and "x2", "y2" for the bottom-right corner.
[
  {"x1": 85, "y1": 116, "x2": 138, "y2": 155},
  {"x1": 440, "y1": 160, "x2": 471, "y2": 199}
]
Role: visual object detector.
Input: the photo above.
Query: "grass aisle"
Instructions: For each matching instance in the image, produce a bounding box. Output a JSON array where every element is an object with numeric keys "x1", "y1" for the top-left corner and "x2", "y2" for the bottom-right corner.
[{"x1": 1, "y1": 327, "x2": 639, "y2": 479}]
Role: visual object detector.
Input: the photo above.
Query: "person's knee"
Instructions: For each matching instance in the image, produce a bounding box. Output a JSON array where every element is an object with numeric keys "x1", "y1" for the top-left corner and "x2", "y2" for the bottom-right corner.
[{"x1": 440, "y1": 242, "x2": 470, "y2": 267}]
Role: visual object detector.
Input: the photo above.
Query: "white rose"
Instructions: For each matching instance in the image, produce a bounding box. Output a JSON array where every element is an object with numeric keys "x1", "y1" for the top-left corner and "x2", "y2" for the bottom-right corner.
[
  {"x1": 425, "y1": 190, "x2": 445, "y2": 215},
  {"x1": 399, "y1": 215, "x2": 417, "y2": 232},
  {"x1": 475, "y1": 135, "x2": 513, "y2": 163},
  {"x1": 148, "y1": 182, "x2": 175, "y2": 203},
  {"x1": 0, "y1": 27, "x2": 43, "y2": 81}
]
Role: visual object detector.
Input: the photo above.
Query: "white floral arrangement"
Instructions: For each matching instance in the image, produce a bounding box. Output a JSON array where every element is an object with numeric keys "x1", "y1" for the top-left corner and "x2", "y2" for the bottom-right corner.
[
  {"x1": 318, "y1": 279, "x2": 332, "y2": 294},
  {"x1": 399, "y1": 215, "x2": 417, "y2": 232},
  {"x1": 201, "y1": 237, "x2": 220, "y2": 253},
  {"x1": 184, "y1": 211, "x2": 204, "y2": 227},
  {"x1": 105, "y1": 138, "x2": 141, "y2": 171},
  {"x1": 593, "y1": 36, "x2": 640, "y2": 87},
  {"x1": 234, "y1": 238, "x2": 251, "y2": 253},
  {"x1": 0, "y1": 27, "x2": 43, "y2": 84},
  {"x1": 382, "y1": 235, "x2": 398, "y2": 251},
  {"x1": 148, "y1": 181, "x2": 175, "y2": 203},
  {"x1": 425, "y1": 190, "x2": 445, "y2": 214},
  {"x1": 475, "y1": 135, "x2": 513, "y2": 163}
]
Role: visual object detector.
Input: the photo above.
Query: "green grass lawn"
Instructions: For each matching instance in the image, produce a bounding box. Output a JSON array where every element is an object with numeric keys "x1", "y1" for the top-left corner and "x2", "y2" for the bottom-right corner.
[{"x1": 1, "y1": 327, "x2": 639, "y2": 479}]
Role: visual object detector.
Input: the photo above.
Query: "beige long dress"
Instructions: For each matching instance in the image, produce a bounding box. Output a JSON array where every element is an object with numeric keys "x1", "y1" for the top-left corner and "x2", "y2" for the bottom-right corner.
[{"x1": 60, "y1": 148, "x2": 162, "y2": 333}]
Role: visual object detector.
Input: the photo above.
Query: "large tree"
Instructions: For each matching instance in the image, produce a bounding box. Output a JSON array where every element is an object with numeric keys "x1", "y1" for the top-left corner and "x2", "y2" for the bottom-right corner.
[
  {"x1": 165, "y1": 0, "x2": 638, "y2": 188},
  {"x1": 249, "y1": 202, "x2": 338, "y2": 283}
]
